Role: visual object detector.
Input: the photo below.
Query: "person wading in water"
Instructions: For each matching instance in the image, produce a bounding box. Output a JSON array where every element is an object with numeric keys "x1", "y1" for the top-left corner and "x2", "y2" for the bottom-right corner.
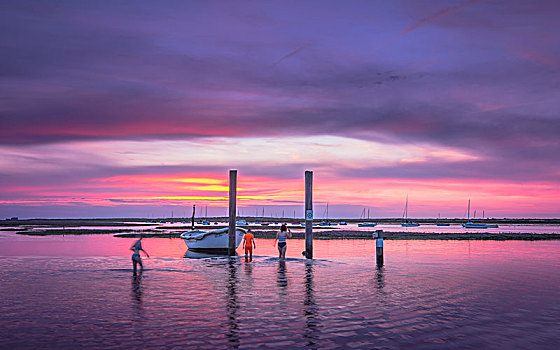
[
  {"x1": 274, "y1": 224, "x2": 292, "y2": 260},
  {"x1": 130, "y1": 235, "x2": 149, "y2": 275},
  {"x1": 242, "y1": 229, "x2": 256, "y2": 261}
]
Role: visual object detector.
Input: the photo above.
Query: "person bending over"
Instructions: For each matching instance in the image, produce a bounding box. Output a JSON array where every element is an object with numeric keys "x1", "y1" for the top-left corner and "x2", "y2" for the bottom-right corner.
[{"x1": 130, "y1": 235, "x2": 149, "y2": 275}]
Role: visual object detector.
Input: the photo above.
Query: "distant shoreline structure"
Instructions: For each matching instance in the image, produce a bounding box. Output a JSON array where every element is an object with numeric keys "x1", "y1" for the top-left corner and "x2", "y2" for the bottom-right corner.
[{"x1": 3, "y1": 217, "x2": 560, "y2": 226}]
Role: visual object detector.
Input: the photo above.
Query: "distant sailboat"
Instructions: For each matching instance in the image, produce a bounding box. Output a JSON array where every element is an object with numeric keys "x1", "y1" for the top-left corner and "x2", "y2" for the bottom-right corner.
[
  {"x1": 201, "y1": 206, "x2": 210, "y2": 225},
  {"x1": 319, "y1": 202, "x2": 336, "y2": 226},
  {"x1": 401, "y1": 195, "x2": 419, "y2": 227},
  {"x1": 358, "y1": 208, "x2": 377, "y2": 227},
  {"x1": 436, "y1": 212, "x2": 450, "y2": 226},
  {"x1": 462, "y1": 200, "x2": 487, "y2": 228},
  {"x1": 483, "y1": 210, "x2": 499, "y2": 228}
]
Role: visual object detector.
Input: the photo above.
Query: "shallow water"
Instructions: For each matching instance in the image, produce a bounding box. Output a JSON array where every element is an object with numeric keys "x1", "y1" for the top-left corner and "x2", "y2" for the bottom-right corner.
[
  {"x1": 1, "y1": 233, "x2": 559, "y2": 349},
  {"x1": 16, "y1": 222, "x2": 560, "y2": 235}
]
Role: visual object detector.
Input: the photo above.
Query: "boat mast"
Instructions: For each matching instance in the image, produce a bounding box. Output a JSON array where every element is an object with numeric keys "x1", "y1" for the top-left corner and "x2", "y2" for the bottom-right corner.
[
  {"x1": 467, "y1": 199, "x2": 470, "y2": 221},
  {"x1": 404, "y1": 195, "x2": 409, "y2": 222}
]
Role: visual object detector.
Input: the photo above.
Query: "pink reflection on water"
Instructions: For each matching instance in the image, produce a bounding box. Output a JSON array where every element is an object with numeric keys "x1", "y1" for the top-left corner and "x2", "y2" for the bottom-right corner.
[{"x1": 2, "y1": 233, "x2": 559, "y2": 268}]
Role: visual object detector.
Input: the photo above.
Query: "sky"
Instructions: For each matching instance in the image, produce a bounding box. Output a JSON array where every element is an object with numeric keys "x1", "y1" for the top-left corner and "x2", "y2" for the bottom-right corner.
[{"x1": 1, "y1": 0, "x2": 559, "y2": 219}]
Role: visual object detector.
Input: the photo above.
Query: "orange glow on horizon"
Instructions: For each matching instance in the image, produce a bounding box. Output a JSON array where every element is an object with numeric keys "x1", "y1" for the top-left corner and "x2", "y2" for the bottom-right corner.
[{"x1": 1, "y1": 172, "x2": 558, "y2": 217}]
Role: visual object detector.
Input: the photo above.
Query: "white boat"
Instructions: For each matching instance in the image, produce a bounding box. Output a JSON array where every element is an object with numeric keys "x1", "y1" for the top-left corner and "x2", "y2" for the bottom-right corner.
[
  {"x1": 401, "y1": 195, "x2": 419, "y2": 227},
  {"x1": 180, "y1": 227, "x2": 247, "y2": 252},
  {"x1": 236, "y1": 219, "x2": 248, "y2": 226}
]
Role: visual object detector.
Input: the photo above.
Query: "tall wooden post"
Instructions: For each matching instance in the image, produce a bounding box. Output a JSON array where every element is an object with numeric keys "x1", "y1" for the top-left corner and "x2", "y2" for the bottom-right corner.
[
  {"x1": 304, "y1": 171, "x2": 313, "y2": 259},
  {"x1": 191, "y1": 204, "x2": 196, "y2": 229},
  {"x1": 375, "y1": 230, "x2": 384, "y2": 267},
  {"x1": 228, "y1": 170, "x2": 237, "y2": 256}
]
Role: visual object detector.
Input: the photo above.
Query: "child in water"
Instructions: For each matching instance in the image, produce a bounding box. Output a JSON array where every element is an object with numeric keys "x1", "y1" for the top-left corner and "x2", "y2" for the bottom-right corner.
[
  {"x1": 242, "y1": 229, "x2": 256, "y2": 261},
  {"x1": 130, "y1": 235, "x2": 149, "y2": 275}
]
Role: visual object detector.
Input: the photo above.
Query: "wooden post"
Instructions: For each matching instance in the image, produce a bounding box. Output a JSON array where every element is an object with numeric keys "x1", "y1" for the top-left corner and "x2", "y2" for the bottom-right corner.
[
  {"x1": 228, "y1": 170, "x2": 237, "y2": 256},
  {"x1": 304, "y1": 171, "x2": 313, "y2": 259},
  {"x1": 191, "y1": 204, "x2": 196, "y2": 229},
  {"x1": 375, "y1": 230, "x2": 384, "y2": 267}
]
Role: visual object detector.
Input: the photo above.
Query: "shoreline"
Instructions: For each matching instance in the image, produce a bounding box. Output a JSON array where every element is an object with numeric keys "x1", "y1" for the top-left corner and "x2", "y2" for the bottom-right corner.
[
  {"x1": 3, "y1": 217, "x2": 560, "y2": 227},
  {"x1": 14, "y1": 229, "x2": 560, "y2": 240}
]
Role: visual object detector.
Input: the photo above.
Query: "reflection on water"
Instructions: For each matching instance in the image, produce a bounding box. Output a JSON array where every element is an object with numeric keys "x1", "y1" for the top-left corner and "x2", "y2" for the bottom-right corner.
[
  {"x1": 277, "y1": 260, "x2": 288, "y2": 292},
  {"x1": 184, "y1": 250, "x2": 236, "y2": 259},
  {"x1": 130, "y1": 272, "x2": 145, "y2": 343},
  {"x1": 226, "y1": 258, "x2": 239, "y2": 349},
  {"x1": 131, "y1": 272, "x2": 143, "y2": 305},
  {"x1": 1, "y1": 234, "x2": 560, "y2": 349},
  {"x1": 303, "y1": 262, "x2": 318, "y2": 349},
  {"x1": 374, "y1": 266, "x2": 385, "y2": 292}
]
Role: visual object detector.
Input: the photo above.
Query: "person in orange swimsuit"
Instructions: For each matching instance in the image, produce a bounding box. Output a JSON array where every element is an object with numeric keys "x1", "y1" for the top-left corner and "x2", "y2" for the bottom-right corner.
[{"x1": 242, "y1": 229, "x2": 256, "y2": 261}]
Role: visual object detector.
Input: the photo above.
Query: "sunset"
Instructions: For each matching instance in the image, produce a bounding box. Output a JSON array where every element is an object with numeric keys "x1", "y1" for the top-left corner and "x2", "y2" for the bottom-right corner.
[
  {"x1": 2, "y1": 0, "x2": 559, "y2": 219},
  {"x1": 1, "y1": 1, "x2": 559, "y2": 349}
]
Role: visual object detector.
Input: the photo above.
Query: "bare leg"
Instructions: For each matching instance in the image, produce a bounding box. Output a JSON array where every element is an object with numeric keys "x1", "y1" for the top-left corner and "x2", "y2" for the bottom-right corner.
[
  {"x1": 138, "y1": 259, "x2": 143, "y2": 272},
  {"x1": 133, "y1": 259, "x2": 138, "y2": 275}
]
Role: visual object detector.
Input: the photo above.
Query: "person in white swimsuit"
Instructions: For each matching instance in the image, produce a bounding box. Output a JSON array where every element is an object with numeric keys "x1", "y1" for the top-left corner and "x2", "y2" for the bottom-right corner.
[{"x1": 274, "y1": 224, "x2": 292, "y2": 259}]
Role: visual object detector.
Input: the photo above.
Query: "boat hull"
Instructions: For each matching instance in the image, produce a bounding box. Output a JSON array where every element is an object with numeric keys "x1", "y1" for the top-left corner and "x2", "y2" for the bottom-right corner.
[
  {"x1": 180, "y1": 227, "x2": 247, "y2": 251},
  {"x1": 401, "y1": 223, "x2": 420, "y2": 227},
  {"x1": 358, "y1": 223, "x2": 377, "y2": 227},
  {"x1": 462, "y1": 223, "x2": 488, "y2": 228}
]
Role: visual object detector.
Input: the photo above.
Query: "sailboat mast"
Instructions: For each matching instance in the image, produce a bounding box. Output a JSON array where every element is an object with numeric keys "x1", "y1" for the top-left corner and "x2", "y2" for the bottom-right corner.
[
  {"x1": 467, "y1": 199, "x2": 470, "y2": 221},
  {"x1": 404, "y1": 195, "x2": 409, "y2": 221}
]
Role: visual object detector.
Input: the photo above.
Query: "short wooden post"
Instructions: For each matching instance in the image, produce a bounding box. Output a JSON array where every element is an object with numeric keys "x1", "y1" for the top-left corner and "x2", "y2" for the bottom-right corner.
[
  {"x1": 304, "y1": 171, "x2": 313, "y2": 259},
  {"x1": 375, "y1": 230, "x2": 384, "y2": 267},
  {"x1": 228, "y1": 170, "x2": 237, "y2": 256}
]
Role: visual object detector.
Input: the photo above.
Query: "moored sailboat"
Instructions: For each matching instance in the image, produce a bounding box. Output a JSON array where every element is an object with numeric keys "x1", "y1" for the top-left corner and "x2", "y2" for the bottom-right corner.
[
  {"x1": 436, "y1": 213, "x2": 450, "y2": 226},
  {"x1": 401, "y1": 195, "x2": 419, "y2": 227},
  {"x1": 462, "y1": 200, "x2": 488, "y2": 228},
  {"x1": 358, "y1": 208, "x2": 377, "y2": 227}
]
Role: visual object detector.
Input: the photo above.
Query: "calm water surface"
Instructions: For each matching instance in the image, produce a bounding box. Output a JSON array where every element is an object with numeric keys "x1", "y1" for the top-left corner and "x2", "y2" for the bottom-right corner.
[{"x1": 1, "y1": 231, "x2": 559, "y2": 349}]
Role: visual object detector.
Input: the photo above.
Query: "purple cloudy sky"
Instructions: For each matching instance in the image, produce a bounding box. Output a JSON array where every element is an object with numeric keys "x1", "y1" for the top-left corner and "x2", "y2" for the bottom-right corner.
[{"x1": 1, "y1": 0, "x2": 559, "y2": 218}]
